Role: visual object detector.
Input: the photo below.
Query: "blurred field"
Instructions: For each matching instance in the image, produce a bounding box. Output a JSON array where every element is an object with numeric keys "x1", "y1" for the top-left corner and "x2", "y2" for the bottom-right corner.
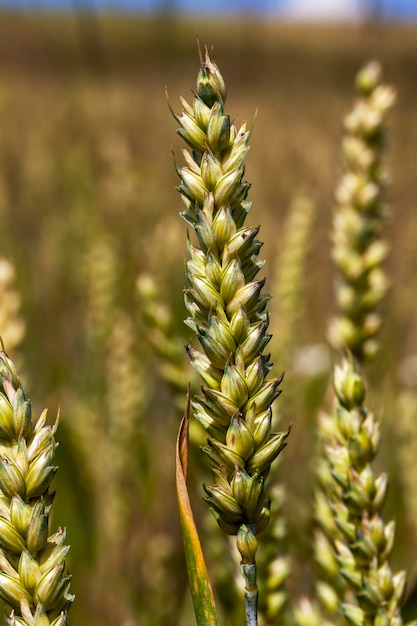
[{"x1": 1, "y1": 11, "x2": 417, "y2": 625}]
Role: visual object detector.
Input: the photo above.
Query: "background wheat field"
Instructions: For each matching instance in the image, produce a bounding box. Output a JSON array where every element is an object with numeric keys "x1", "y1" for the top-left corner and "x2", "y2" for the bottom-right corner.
[{"x1": 1, "y1": 13, "x2": 417, "y2": 625}]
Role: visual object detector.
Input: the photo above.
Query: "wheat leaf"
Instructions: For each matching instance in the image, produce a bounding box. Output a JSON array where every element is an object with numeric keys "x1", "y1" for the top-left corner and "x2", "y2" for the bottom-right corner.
[{"x1": 176, "y1": 388, "x2": 220, "y2": 626}]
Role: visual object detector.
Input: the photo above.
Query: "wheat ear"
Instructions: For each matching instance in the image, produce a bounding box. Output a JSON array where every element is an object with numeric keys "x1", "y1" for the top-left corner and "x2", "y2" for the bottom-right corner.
[
  {"x1": 315, "y1": 61, "x2": 396, "y2": 616},
  {"x1": 171, "y1": 44, "x2": 289, "y2": 625},
  {"x1": 137, "y1": 273, "x2": 192, "y2": 402},
  {"x1": 0, "y1": 259, "x2": 25, "y2": 355},
  {"x1": 327, "y1": 359, "x2": 413, "y2": 626},
  {"x1": 328, "y1": 61, "x2": 395, "y2": 362},
  {"x1": 271, "y1": 195, "x2": 316, "y2": 365},
  {"x1": 314, "y1": 62, "x2": 415, "y2": 625},
  {"x1": 0, "y1": 350, "x2": 74, "y2": 625}
]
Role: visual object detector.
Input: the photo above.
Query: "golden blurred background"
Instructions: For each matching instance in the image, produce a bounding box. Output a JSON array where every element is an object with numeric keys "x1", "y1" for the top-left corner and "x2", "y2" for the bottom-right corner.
[{"x1": 1, "y1": 11, "x2": 417, "y2": 625}]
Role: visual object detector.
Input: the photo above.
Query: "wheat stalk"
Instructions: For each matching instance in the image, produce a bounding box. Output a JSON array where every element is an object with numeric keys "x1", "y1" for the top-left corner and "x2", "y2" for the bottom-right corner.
[{"x1": 171, "y1": 44, "x2": 289, "y2": 625}]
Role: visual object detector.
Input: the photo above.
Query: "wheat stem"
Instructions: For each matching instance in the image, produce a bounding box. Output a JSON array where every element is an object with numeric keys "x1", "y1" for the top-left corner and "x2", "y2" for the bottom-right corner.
[{"x1": 242, "y1": 564, "x2": 258, "y2": 626}]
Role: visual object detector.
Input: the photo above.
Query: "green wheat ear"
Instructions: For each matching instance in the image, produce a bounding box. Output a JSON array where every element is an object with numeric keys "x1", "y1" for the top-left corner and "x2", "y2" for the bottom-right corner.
[
  {"x1": 327, "y1": 359, "x2": 414, "y2": 626},
  {"x1": 171, "y1": 44, "x2": 289, "y2": 624},
  {"x1": 0, "y1": 349, "x2": 74, "y2": 626},
  {"x1": 313, "y1": 61, "x2": 417, "y2": 626}
]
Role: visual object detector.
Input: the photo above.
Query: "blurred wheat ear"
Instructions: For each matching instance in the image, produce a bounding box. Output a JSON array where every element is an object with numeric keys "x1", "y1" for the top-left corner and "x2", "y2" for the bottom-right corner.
[
  {"x1": 257, "y1": 194, "x2": 316, "y2": 626},
  {"x1": 137, "y1": 272, "x2": 193, "y2": 404},
  {"x1": 310, "y1": 61, "x2": 417, "y2": 626},
  {"x1": 328, "y1": 61, "x2": 395, "y2": 363},
  {"x1": 0, "y1": 349, "x2": 74, "y2": 626},
  {"x1": 0, "y1": 259, "x2": 25, "y2": 359}
]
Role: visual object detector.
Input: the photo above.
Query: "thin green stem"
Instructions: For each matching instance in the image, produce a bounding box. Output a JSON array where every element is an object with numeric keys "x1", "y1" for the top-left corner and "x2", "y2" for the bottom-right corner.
[
  {"x1": 238, "y1": 524, "x2": 259, "y2": 626},
  {"x1": 241, "y1": 563, "x2": 258, "y2": 626}
]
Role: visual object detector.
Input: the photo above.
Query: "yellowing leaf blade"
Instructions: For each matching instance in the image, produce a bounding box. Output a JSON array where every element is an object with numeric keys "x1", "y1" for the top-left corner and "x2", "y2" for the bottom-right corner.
[{"x1": 176, "y1": 389, "x2": 219, "y2": 626}]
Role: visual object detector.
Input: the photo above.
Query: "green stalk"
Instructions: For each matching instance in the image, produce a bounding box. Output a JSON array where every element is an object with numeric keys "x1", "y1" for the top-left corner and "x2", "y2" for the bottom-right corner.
[
  {"x1": 237, "y1": 524, "x2": 258, "y2": 626},
  {"x1": 239, "y1": 525, "x2": 259, "y2": 626},
  {"x1": 242, "y1": 564, "x2": 258, "y2": 626}
]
